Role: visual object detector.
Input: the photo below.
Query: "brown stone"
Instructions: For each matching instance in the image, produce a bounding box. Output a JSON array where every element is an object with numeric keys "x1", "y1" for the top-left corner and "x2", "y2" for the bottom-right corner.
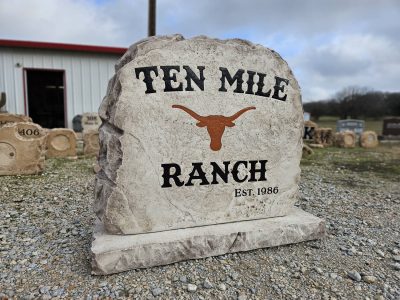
[
  {"x1": 334, "y1": 131, "x2": 356, "y2": 148},
  {"x1": 382, "y1": 117, "x2": 400, "y2": 136},
  {"x1": 309, "y1": 143, "x2": 324, "y2": 149},
  {"x1": 0, "y1": 122, "x2": 47, "y2": 175},
  {"x1": 302, "y1": 144, "x2": 314, "y2": 156},
  {"x1": 360, "y1": 131, "x2": 379, "y2": 148},
  {"x1": 304, "y1": 120, "x2": 317, "y2": 128},
  {"x1": 83, "y1": 130, "x2": 100, "y2": 155},
  {"x1": 16, "y1": 122, "x2": 48, "y2": 138},
  {"x1": 46, "y1": 128, "x2": 77, "y2": 158},
  {"x1": 75, "y1": 132, "x2": 83, "y2": 140},
  {"x1": 314, "y1": 128, "x2": 333, "y2": 146},
  {"x1": 0, "y1": 113, "x2": 32, "y2": 126}
]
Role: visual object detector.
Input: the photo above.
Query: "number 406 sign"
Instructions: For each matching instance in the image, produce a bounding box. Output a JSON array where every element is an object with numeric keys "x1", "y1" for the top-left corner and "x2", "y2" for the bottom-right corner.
[{"x1": 18, "y1": 128, "x2": 40, "y2": 136}]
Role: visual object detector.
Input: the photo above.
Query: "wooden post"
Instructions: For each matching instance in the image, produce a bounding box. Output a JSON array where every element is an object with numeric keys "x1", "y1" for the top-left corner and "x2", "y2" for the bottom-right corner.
[
  {"x1": 148, "y1": 0, "x2": 156, "y2": 37},
  {"x1": 0, "y1": 92, "x2": 6, "y2": 108}
]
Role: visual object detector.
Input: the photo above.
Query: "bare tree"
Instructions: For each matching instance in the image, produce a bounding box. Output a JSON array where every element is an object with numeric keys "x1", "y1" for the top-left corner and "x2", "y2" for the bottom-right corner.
[
  {"x1": 304, "y1": 88, "x2": 399, "y2": 120},
  {"x1": 334, "y1": 86, "x2": 370, "y2": 119}
]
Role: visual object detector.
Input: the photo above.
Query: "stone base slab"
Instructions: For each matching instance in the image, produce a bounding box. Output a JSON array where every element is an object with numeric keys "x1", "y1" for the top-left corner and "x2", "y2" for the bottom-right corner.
[{"x1": 91, "y1": 208, "x2": 325, "y2": 275}]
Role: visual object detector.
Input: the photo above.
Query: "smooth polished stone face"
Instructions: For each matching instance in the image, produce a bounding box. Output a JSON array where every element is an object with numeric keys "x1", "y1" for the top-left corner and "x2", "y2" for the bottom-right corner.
[{"x1": 95, "y1": 35, "x2": 304, "y2": 235}]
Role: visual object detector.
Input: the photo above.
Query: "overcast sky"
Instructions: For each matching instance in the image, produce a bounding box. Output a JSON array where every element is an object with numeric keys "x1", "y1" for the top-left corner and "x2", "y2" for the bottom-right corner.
[{"x1": 0, "y1": 0, "x2": 399, "y2": 102}]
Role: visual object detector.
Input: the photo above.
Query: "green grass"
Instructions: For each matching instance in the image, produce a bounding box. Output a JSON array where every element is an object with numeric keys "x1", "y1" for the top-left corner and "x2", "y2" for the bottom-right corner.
[
  {"x1": 301, "y1": 144, "x2": 400, "y2": 180},
  {"x1": 45, "y1": 157, "x2": 95, "y2": 174}
]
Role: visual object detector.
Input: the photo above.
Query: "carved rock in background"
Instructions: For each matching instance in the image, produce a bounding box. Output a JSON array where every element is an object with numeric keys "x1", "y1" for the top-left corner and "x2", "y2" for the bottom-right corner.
[
  {"x1": 0, "y1": 122, "x2": 47, "y2": 175},
  {"x1": 0, "y1": 113, "x2": 32, "y2": 126},
  {"x1": 334, "y1": 131, "x2": 356, "y2": 148},
  {"x1": 46, "y1": 128, "x2": 77, "y2": 158},
  {"x1": 81, "y1": 113, "x2": 101, "y2": 132},
  {"x1": 314, "y1": 128, "x2": 333, "y2": 146},
  {"x1": 303, "y1": 120, "x2": 318, "y2": 142},
  {"x1": 360, "y1": 131, "x2": 379, "y2": 148},
  {"x1": 83, "y1": 130, "x2": 100, "y2": 155}
]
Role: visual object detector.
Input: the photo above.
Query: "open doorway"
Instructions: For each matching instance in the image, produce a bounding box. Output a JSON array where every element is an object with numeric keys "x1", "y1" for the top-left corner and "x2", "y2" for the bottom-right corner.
[{"x1": 25, "y1": 69, "x2": 66, "y2": 128}]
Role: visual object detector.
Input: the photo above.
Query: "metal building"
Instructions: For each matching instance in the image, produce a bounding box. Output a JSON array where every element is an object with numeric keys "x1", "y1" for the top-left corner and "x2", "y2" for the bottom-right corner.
[{"x1": 0, "y1": 39, "x2": 126, "y2": 128}]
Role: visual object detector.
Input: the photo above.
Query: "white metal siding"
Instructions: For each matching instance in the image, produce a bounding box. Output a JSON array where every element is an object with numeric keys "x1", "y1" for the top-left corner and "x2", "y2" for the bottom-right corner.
[{"x1": 0, "y1": 47, "x2": 120, "y2": 128}]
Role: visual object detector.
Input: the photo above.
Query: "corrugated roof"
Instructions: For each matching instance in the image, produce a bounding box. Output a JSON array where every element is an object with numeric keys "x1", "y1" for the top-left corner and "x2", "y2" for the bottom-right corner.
[{"x1": 0, "y1": 39, "x2": 127, "y2": 55}]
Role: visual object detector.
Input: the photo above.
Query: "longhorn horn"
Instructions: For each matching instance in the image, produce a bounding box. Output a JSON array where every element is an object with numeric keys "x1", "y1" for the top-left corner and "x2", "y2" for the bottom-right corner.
[
  {"x1": 227, "y1": 106, "x2": 256, "y2": 121},
  {"x1": 172, "y1": 105, "x2": 206, "y2": 122}
]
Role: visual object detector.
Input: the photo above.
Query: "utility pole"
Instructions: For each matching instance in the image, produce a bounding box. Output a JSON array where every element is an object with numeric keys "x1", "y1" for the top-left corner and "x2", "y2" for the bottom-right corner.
[{"x1": 148, "y1": 0, "x2": 156, "y2": 36}]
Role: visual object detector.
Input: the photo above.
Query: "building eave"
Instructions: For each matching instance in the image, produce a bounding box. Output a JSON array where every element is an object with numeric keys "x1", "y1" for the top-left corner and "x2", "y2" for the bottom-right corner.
[{"x1": 0, "y1": 39, "x2": 127, "y2": 55}]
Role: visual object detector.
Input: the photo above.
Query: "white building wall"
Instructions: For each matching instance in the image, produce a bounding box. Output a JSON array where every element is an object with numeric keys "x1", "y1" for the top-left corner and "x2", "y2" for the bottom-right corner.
[{"x1": 0, "y1": 47, "x2": 120, "y2": 128}]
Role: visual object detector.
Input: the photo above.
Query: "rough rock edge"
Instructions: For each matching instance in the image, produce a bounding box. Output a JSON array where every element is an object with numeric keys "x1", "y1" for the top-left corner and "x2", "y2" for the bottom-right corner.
[
  {"x1": 91, "y1": 208, "x2": 325, "y2": 275},
  {"x1": 0, "y1": 114, "x2": 32, "y2": 127},
  {"x1": 94, "y1": 34, "x2": 303, "y2": 234}
]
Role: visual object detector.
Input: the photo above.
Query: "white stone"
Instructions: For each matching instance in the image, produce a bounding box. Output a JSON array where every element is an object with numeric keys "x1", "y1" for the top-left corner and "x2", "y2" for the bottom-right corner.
[
  {"x1": 91, "y1": 208, "x2": 325, "y2": 275},
  {"x1": 95, "y1": 35, "x2": 304, "y2": 235},
  {"x1": 362, "y1": 275, "x2": 377, "y2": 284},
  {"x1": 91, "y1": 35, "x2": 325, "y2": 275},
  {"x1": 81, "y1": 113, "x2": 101, "y2": 132},
  {"x1": 187, "y1": 284, "x2": 197, "y2": 292}
]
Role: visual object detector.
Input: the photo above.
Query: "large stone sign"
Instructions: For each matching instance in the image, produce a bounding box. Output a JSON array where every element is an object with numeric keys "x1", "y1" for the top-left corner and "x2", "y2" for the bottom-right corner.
[
  {"x1": 0, "y1": 122, "x2": 47, "y2": 175},
  {"x1": 46, "y1": 128, "x2": 77, "y2": 158},
  {"x1": 337, "y1": 119, "x2": 364, "y2": 135},
  {"x1": 91, "y1": 35, "x2": 325, "y2": 274},
  {"x1": 81, "y1": 113, "x2": 101, "y2": 132},
  {"x1": 382, "y1": 117, "x2": 400, "y2": 136},
  {"x1": 0, "y1": 113, "x2": 32, "y2": 126}
]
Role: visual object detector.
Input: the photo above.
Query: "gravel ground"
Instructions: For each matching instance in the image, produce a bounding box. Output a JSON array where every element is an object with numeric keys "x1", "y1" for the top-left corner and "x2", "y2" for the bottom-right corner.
[{"x1": 1, "y1": 145, "x2": 399, "y2": 299}]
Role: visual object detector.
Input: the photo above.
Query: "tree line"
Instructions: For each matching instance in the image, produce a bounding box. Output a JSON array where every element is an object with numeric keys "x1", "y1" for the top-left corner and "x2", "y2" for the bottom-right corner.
[{"x1": 303, "y1": 87, "x2": 400, "y2": 120}]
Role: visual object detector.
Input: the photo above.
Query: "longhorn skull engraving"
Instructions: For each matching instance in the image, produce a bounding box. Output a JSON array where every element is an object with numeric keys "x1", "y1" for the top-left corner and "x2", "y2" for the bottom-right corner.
[{"x1": 172, "y1": 105, "x2": 256, "y2": 151}]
